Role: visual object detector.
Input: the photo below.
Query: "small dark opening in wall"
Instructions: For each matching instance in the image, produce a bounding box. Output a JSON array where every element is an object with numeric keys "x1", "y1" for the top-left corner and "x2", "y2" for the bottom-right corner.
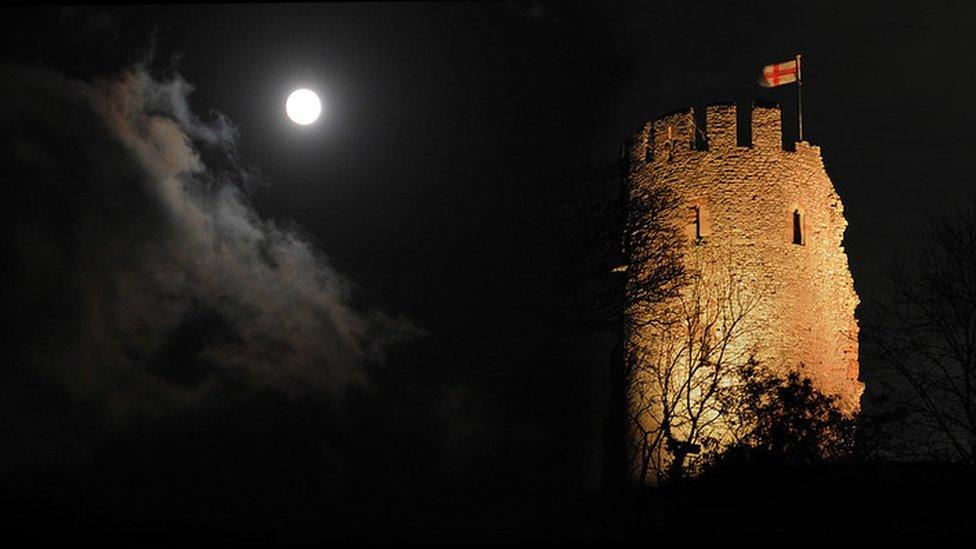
[
  {"x1": 737, "y1": 102, "x2": 751, "y2": 147},
  {"x1": 793, "y1": 209, "x2": 804, "y2": 245},
  {"x1": 693, "y1": 107, "x2": 708, "y2": 151}
]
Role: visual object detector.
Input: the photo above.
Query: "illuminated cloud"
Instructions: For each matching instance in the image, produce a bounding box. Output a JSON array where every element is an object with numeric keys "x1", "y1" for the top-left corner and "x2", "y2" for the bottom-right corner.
[{"x1": 0, "y1": 64, "x2": 416, "y2": 463}]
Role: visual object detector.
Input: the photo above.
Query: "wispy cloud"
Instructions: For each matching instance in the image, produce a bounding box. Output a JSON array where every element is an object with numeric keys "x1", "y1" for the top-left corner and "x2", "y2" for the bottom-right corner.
[{"x1": 0, "y1": 64, "x2": 418, "y2": 468}]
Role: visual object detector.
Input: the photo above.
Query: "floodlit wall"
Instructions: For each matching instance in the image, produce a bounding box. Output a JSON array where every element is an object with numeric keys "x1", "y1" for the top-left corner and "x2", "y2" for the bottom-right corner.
[{"x1": 623, "y1": 103, "x2": 863, "y2": 481}]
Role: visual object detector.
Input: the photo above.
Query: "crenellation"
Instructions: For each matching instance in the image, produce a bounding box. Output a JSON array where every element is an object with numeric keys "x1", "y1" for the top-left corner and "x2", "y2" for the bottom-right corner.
[
  {"x1": 628, "y1": 103, "x2": 794, "y2": 156},
  {"x1": 626, "y1": 122, "x2": 654, "y2": 164},
  {"x1": 705, "y1": 104, "x2": 736, "y2": 150},
  {"x1": 650, "y1": 109, "x2": 694, "y2": 160},
  {"x1": 751, "y1": 102, "x2": 783, "y2": 149},
  {"x1": 640, "y1": 121, "x2": 653, "y2": 162}
]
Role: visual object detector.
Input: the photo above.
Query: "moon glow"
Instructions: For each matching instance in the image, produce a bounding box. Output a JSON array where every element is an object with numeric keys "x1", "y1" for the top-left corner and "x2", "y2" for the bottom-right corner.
[{"x1": 286, "y1": 89, "x2": 322, "y2": 125}]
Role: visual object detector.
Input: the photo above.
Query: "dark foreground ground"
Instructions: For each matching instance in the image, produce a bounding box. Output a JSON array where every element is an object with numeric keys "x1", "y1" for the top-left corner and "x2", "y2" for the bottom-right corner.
[
  {"x1": 2, "y1": 396, "x2": 972, "y2": 541},
  {"x1": 3, "y1": 457, "x2": 973, "y2": 541}
]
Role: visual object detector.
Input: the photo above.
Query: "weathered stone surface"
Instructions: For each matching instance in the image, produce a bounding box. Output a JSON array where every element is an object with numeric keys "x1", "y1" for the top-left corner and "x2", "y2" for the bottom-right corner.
[{"x1": 625, "y1": 103, "x2": 863, "y2": 413}]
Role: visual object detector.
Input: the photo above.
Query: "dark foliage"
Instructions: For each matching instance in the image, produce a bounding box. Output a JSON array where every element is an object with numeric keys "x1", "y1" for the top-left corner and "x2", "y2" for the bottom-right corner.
[
  {"x1": 621, "y1": 173, "x2": 687, "y2": 332},
  {"x1": 703, "y1": 361, "x2": 857, "y2": 478}
]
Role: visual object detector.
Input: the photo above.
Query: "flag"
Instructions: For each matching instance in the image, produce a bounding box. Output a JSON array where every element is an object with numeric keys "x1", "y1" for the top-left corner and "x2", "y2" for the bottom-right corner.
[{"x1": 759, "y1": 58, "x2": 799, "y2": 87}]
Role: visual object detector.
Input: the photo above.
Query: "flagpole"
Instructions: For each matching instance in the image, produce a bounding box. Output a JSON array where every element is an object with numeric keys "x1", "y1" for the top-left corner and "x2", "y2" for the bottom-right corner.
[{"x1": 796, "y1": 54, "x2": 803, "y2": 142}]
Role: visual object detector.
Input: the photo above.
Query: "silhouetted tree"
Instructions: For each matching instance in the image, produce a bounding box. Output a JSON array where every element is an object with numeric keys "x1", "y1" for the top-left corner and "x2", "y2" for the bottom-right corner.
[
  {"x1": 625, "y1": 251, "x2": 762, "y2": 484},
  {"x1": 870, "y1": 196, "x2": 976, "y2": 464},
  {"x1": 704, "y1": 360, "x2": 857, "y2": 474},
  {"x1": 536, "y1": 157, "x2": 689, "y2": 490},
  {"x1": 539, "y1": 161, "x2": 631, "y2": 331},
  {"x1": 621, "y1": 177, "x2": 687, "y2": 331},
  {"x1": 537, "y1": 151, "x2": 686, "y2": 331}
]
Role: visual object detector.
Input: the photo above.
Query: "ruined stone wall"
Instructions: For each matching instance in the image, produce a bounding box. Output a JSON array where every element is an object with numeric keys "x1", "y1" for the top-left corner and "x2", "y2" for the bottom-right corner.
[{"x1": 624, "y1": 103, "x2": 863, "y2": 420}]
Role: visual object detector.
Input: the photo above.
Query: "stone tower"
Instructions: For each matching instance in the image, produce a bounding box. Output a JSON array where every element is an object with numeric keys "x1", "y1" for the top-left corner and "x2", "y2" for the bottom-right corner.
[{"x1": 621, "y1": 103, "x2": 863, "y2": 482}]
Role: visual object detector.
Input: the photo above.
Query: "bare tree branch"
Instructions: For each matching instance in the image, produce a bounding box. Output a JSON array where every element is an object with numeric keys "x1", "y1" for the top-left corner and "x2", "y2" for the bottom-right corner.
[{"x1": 868, "y1": 195, "x2": 976, "y2": 464}]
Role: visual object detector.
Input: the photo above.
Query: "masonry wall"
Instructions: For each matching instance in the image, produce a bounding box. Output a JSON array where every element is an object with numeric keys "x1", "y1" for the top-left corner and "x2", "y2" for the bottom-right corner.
[{"x1": 625, "y1": 103, "x2": 863, "y2": 415}]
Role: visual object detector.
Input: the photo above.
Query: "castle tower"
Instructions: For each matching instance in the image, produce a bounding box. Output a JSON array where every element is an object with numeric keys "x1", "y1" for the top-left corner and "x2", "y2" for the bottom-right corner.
[{"x1": 622, "y1": 103, "x2": 863, "y2": 482}]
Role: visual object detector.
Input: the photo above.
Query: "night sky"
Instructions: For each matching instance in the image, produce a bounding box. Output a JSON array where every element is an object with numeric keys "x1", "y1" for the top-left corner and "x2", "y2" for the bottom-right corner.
[
  {"x1": 28, "y1": 2, "x2": 968, "y2": 355},
  {"x1": 2, "y1": 2, "x2": 975, "y2": 540}
]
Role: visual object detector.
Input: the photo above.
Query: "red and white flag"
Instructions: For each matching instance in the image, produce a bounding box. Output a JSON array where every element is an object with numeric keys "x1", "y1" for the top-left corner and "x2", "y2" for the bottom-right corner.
[{"x1": 759, "y1": 58, "x2": 799, "y2": 87}]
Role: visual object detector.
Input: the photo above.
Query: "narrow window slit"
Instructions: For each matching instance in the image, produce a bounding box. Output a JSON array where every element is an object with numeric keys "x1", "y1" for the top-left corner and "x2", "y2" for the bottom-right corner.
[
  {"x1": 687, "y1": 204, "x2": 704, "y2": 244},
  {"x1": 793, "y1": 209, "x2": 804, "y2": 245}
]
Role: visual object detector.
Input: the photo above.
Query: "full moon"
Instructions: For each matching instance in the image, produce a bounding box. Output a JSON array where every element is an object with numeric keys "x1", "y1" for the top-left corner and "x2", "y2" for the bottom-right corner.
[{"x1": 286, "y1": 89, "x2": 322, "y2": 125}]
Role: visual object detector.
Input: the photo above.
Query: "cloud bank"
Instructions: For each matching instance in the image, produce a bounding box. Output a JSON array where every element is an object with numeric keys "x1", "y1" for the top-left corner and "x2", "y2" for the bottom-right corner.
[{"x1": 0, "y1": 64, "x2": 410, "y2": 460}]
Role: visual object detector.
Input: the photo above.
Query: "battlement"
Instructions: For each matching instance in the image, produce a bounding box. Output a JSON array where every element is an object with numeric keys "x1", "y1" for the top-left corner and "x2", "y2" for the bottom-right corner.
[{"x1": 634, "y1": 102, "x2": 792, "y2": 162}]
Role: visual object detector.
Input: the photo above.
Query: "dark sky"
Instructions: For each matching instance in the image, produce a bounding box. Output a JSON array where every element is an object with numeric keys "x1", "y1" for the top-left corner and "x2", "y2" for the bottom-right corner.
[
  {"x1": 21, "y1": 1, "x2": 968, "y2": 324},
  {"x1": 125, "y1": 1, "x2": 976, "y2": 410},
  {"x1": 3, "y1": 1, "x2": 976, "y2": 539}
]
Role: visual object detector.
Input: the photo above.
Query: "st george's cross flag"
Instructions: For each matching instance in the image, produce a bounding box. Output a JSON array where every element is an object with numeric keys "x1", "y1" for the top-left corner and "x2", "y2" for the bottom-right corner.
[{"x1": 759, "y1": 58, "x2": 799, "y2": 87}]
